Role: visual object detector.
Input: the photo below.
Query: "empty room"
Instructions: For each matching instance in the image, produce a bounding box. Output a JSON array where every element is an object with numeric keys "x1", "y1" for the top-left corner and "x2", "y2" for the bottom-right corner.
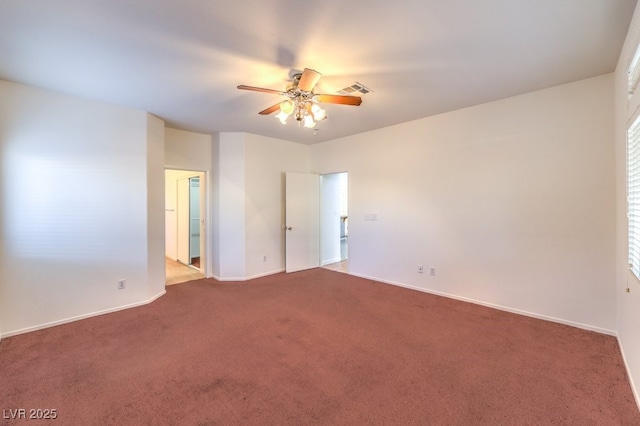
[{"x1": 1, "y1": 1, "x2": 640, "y2": 424}]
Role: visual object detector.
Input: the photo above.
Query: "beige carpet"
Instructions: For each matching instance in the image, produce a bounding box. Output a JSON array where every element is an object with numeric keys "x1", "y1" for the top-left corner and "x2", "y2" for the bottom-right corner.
[{"x1": 165, "y1": 257, "x2": 203, "y2": 285}]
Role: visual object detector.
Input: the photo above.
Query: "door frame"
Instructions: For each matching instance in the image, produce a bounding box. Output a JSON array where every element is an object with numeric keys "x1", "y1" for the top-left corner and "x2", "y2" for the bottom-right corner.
[
  {"x1": 165, "y1": 168, "x2": 208, "y2": 276},
  {"x1": 320, "y1": 171, "x2": 349, "y2": 269}
]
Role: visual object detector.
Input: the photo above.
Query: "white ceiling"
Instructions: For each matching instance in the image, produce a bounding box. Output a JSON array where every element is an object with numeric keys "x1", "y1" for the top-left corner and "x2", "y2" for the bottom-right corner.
[{"x1": 0, "y1": 0, "x2": 636, "y2": 144}]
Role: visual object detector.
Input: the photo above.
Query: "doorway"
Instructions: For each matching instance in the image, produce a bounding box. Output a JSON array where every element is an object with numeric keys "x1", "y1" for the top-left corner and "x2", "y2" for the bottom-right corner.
[
  {"x1": 178, "y1": 176, "x2": 201, "y2": 267},
  {"x1": 165, "y1": 169, "x2": 206, "y2": 285},
  {"x1": 320, "y1": 172, "x2": 348, "y2": 273},
  {"x1": 284, "y1": 172, "x2": 349, "y2": 274}
]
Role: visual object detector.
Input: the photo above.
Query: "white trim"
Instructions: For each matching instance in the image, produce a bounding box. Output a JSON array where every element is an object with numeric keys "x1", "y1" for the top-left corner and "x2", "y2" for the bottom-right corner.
[
  {"x1": 348, "y1": 271, "x2": 616, "y2": 336},
  {"x1": 321, "y1": 257, "x2": 342, "y2": 266},
  {"x1": 212, "y1": 268, "x2": 285, "y2": 282},
  {"x1": 245, "y1": 269, "x2": 285, "y2": 280},
  {"x1": 0, "y1": 290, "x2": 166, "y2": 339},
  {"x1": 164, "y1": 167, "x2": 210, "y2": 280},
  {"x1": 617, "y1": 335, "x2": 640, "y2": 411}
]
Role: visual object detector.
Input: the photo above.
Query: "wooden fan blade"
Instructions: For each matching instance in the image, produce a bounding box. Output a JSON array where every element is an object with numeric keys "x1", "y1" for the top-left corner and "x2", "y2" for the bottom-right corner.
[
  {"x1": 259, "y1": 103, "x2": 282, "y2": 115},
  {"x1": 237, "y1": 85, "x2": 284, "y2": 95},
  {"x1": 297, "y1": 68, "x2": 322, "y2": 92},
  {"x1": 316, "y1": 94, "x2": 362, "y2": 106}
]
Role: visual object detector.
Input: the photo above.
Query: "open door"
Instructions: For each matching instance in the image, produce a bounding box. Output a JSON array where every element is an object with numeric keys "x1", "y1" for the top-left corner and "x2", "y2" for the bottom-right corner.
[
  {"x1": 166, "y1": 169, "x2": 206, "y2": 277},
  {"x1": 176, "y1": 177, "x2": 190, "y2": 265},
  {"x1": 285, "y1": 172, "x2": 320, "y2": 273},
  {"x1": 189, "y1": 176, "x2": 201, "y2": 267}
]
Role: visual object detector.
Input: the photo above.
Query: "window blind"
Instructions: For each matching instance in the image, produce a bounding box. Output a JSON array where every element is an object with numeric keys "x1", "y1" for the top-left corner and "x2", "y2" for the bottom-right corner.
[
  {"x1": 629, "y1": 37, "x2": 640, "y2": 95},
  {"x1": 628, "y1": 114, "x2": 640, "y2": 279}
]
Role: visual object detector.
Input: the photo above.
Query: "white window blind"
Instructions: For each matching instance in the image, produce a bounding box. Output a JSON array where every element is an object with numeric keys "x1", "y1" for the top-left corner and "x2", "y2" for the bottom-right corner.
[
  {"x1": 629, "y1": 37, "x2": 640, "y2": 95},
  {"x1": 628, "y1": 114, "x2": 640, "y2": 278}
]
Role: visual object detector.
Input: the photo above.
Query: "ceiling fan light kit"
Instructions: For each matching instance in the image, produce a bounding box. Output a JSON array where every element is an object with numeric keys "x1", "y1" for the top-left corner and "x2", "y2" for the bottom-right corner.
[
  {"x1": 278, "y1": 93, "x2": 325, "y2": 128},
  {"x1": 238, "y1": 68, "x2": 362, "y2": 129}
]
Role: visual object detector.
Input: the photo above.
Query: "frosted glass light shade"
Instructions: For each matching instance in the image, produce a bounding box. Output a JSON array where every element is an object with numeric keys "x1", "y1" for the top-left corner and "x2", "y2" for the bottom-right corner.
[
  {"x1": 311, "y1": 103, "x2": 326, "y2": 121},
  {"x1": 280, "y1": 99, "x2": 295, "y2": 115},
  {"x1": 275, "y1": 111, "x2": 289, "y2": 124},
  {"x1": 303, "y1": 114, "x2": 316, "y2": 128}
]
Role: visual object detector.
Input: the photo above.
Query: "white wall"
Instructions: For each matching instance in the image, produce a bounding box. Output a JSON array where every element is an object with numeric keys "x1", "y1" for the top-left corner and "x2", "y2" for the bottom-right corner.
[
  {"x1": 311, "y1": 74, "x2": 616, "y2": 333},
  {"x1": 244, "y1": 133, "x2": 310, "y2": 278},
  {"x1": 216, "y1": 133, "x2": 247, "y2": 279},
  {"x1": 615, "y1": 1, "x2": 640, "y2": 407},
  {"x1": 213, "y1": 132, "x2": 310, "y2": 280},
  {"x1": 165, "y1": 128, "x2": 213, "y2": 171},
  {"x1": 0, "y1": 80, "x2": 165, "y2": 336},
  {"x1": 146, "y1": 114, "x2": 166, "y2": 300}
]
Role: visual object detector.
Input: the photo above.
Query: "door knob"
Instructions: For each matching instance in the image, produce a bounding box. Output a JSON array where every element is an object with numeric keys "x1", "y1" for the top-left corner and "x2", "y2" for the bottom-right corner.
[{"x1": 285, "y1": 226, "x2": 293, "y2": 231}]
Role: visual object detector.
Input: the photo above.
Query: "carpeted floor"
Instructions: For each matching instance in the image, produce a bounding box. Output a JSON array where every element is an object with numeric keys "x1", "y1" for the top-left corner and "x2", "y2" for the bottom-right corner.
[
  {"x1": 1, "y1": 268, "x2": 639, "y2": 425},
  {"x1": 165, "y1": 257, "x2": 204, "y2": 286}
]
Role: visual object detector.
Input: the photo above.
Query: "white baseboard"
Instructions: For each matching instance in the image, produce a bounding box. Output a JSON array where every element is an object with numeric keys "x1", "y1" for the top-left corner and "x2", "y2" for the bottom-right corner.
[
  {"x1": 212, "y1": 268, "x2": 285, "y2": 282},
  {"x1": 617, "y1": 335, "x2": 640, "y2": 411},
  {"x1": 322, "y1": 257, "x2": 342, "y2": 266},
  {"x1": 0, "y1": 290, "x2": 166, "y2": 339},
  {"x1": 348, "y1": 271, "x2": 617, "y2": 336},
  {"x1": 246, "y1": 269, "x2": 285, "y2": 280}
]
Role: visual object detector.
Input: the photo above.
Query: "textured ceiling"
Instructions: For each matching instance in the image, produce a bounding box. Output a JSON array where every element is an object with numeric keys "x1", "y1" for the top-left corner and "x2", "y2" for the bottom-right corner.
[{"x1": 0, "y1": 0, "x2": 637, "y2": 144}]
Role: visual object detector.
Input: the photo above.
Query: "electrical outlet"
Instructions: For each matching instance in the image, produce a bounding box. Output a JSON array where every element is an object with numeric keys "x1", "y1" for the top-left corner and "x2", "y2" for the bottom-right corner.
[
  {"x1": 263, "y1": 255, "x2": 267, "y2": 262},
  {"x1": 118, "y1": 279, "x2": 126, "y2": 290},
  {"x1": 418, "y1": 265, "x2": 424, "y2": 274},
  {"x1": 430, "y1": 267, "x2": 436, "y2": 276}
]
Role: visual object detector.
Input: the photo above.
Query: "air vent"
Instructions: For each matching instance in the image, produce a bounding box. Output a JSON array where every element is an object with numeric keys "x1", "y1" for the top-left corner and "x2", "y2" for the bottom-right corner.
[{"x1": 338, "y1": 82, "x2": 373, "y2": 95}]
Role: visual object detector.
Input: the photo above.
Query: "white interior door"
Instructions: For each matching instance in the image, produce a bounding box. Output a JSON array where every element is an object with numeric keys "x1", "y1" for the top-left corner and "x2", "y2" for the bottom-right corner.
[
  {"x1": 285, "y1": 172, "x2": 320, "y2": 273},
  {"x1": 199, "y1": 173, "x2": 206, "y2": 272},
  {"x1": 177, "y1": 177, "x2": 190, "y2": 264},
  {"x1": 188, "y1": 177, "x2": 200, "y2": 261}
]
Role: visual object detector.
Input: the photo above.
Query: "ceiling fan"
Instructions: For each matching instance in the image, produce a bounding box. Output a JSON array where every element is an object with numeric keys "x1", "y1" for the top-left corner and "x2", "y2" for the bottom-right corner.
[{"x1": 237, "y1": 68, "x2": 362, "y2": 128}]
